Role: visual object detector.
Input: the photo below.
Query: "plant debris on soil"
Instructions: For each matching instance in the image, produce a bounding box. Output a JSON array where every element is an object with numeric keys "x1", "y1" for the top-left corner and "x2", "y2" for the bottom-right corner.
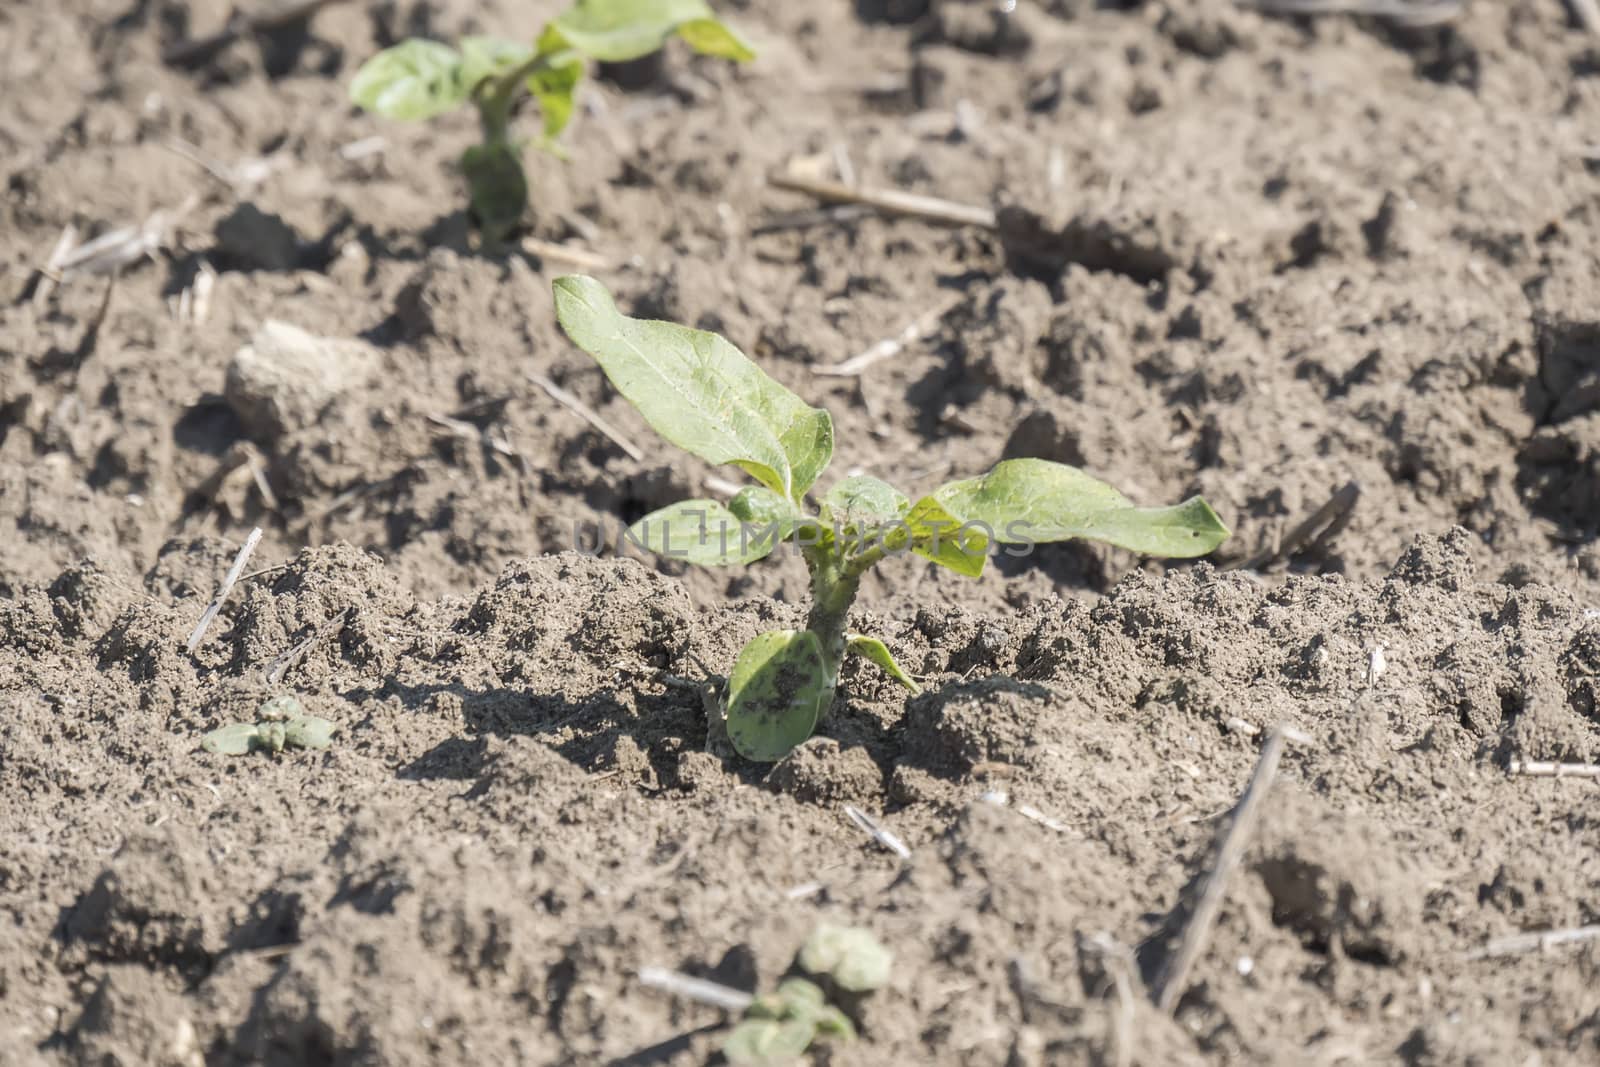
[{"x1": 4, "y1": 1, "x2": 1600, "y2": 1064}]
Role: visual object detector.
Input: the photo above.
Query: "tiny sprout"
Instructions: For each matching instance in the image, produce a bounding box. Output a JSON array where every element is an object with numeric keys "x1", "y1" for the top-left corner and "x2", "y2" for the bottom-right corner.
[
  {"x1": 552, "y1": 275, "x2": 1231, "y2": 761},
  {"x1": 798, "y1": 923, "x2": 893, "y2": 993},
  {"x1": 723, "y1": 925, "x2": 889, "y2": 1064},
  {"x1": 201, "y1": 695, "x2": 336, "y2": 756},
  {"x1": 349, "y1": 0, "x2": 752, "y2": 243}
]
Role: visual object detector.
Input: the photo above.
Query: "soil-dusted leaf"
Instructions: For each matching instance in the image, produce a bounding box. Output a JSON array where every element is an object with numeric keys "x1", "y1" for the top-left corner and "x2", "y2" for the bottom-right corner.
[
  {"x1": 846, "y1": 633, "x2": 920, "y2": 693},
  {"x1": 726, "y1": 629, "x2": 828, "y2": 761},
  {"x1": 773, "y1": 977, "x2": 828, "y2": 1015},
  {"x1": 799, "y1": 924, "x2": 893, "y2": 992},
  {"x1": 814, "y1": 1005, "x2": 856, "y2": 1038},
  {"x1": 284, "y1": 715, "x2": 336, "y2": 750},
  {"x1": 463, "y1": 141, "x2": 529, "y2": 244},
  {"x1": 256, "y1": 721, "x2": 288, "y2": 754},
  {"x1": 898, "y1": 495, "x2": 989, "y2": 577},
  {"x1": 723, "y1": 1017, "x2": 817, "y2": 1065},
  {"x1": 628, "y1": 499, "x2": 783, "y2": 565},
  {"x1": 350, "y1": 40, "x2": 468, "y2": 120},
  {"x1": 552, "y1": 275, "x2": 832, "y2": 498},
  {"x1": 935, "y1": 458, "x2": 1229, "y2": 558},
  {"x1": 823, "y1": 474, "x2": 908, "y2": 528},
  {"x1": 549, "y1": 0, "x2": 752, "y2": 63},
  {"x1": 201, "y1": 723, "x2": 260, "y2": 756},
  {"x1": 459, "y1": 36, "x2": 534, "y2": 91}
]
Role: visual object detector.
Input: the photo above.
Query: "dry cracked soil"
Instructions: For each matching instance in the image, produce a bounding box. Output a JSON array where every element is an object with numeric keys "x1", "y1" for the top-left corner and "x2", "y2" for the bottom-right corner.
[{"x1": 4, "y1": 0, "x2": 1600, "y2": 1064}]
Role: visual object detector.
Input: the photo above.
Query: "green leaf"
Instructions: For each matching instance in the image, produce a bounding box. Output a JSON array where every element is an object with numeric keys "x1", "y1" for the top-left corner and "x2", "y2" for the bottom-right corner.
[
  {"x1": 934, "y1": 458, "x2": 1230, "y2": 558},
  {"x1": 899, "y1": 495, "x2": 989, "y2": 577},
  {"x1": 462, "y1": 141, "x2": 529, "y2": 244},
  {"x1": 350, "y1": 40, "x2": 468, "y2": 121},
  {"x1": 846, "y1": 633, "x2": 920, "y2": 693},
  {"x1": 814, "y1": 1005, "x2": 856, "y2": 1038},
  {"x1": 773, "y1": 977, "x2": 828, "y2": 1015},
  {"x1": 549, "y1": 0, "x2": 753, "y2": 63},
  {"x1": 284, "y1": 715, "x2": 336, "y2": 750},
  {"x1": 799, "y1": 924, "x2": 893, "y2": 993},
  {"x1": 726, "y1": 629, "x2": 829, "y2": 761},
  {"x1": 723, "y1": 1017, "x2": 817, "y2": 1065},
  {"x1": 729, "y1": 485, "x2": 797, "y2": 526},
  {"x1": 552, "y1": 275, "x2": 833, "y2": 498},
  {"x1": 823, "y1": 474, "x2": 908, "y2": 529},
  {"x1": 527, "y1": 52, "x2": 585, "y2": 141},
  {"x1": 459, "y1": 36, "x2": 534, "y2": 91},
  {"x1": 676, "y1": 17, "x2": 755, "y2": 60},
  {"x1": 628, "y1": 499, "x2": 783, "y2": 565},
  {"x1": 201, "y1": 723, "x2": 260, "y2": 756}
]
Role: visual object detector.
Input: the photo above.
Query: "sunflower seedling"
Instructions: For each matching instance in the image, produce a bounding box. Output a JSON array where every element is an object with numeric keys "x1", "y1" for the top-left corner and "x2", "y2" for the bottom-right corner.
[
  {"x1": 202, "y1": 695, "x2": 336, "y2": 756},
  {"x1": 552, "y1": 275, "x2": 1230, "y2": 762},
  {"x1": 349, "y1": 0, "x2": 752, "y2": 242},
  {"x1": 723, "y1": 925, "x2": 892, "y2": 1065}
]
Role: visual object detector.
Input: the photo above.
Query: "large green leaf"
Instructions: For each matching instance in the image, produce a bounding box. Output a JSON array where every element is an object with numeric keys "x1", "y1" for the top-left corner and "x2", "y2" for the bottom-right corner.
[
  {"x1": 846, "y1": 633, "x2": 919, "y2": 693},
  {"x1": 552, "y1": 275, "x2": 833, "y2": 498},
  {"x1": 627, "y1": 499, "x2": 783, "y2": 565},
  {"x1": 726, "y1": 629, "x2": 829, "y2": 761},
  {"x1": 934, "y1": 458, "x2": 1229, "y2": 558},
  {"x1": 350, "y1": 40, "x2": 468, "y2": 120},
  {"x1": 548, "y1": 0, "x2": 754, "y2": 63}
]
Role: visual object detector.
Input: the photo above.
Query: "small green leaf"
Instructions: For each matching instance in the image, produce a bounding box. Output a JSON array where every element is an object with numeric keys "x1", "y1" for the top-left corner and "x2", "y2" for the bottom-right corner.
[
  {"x1": 772, "y1": 977, "x2": 828, "y2": 1016},
  {"x1": 726, "y1": 629, "x2": 829, "y2": 762},
  {"x1": 552, "y1": 275, "x2": 833, "y2": 498},
  {"x1": 723, "y1": 1017, "x2": 817, "y2": 1065},
  {"x1": 846, "y1": 633, "x2": 920, "y2": 693},
  {"x1": 627, "y1": 499, "x2": 783, "y2": 565},
  {"x1": 257, "y1": 694, "x2": 303, "y2": 722},
  {"x1": 201, "y1": 723, "x2": 260, "y2": 756},
  {"x1": 934, "y1": 458, "x2": 1230, "y2": 558},
  {"x1": 462, "y1": 141, "x2": 529, "y2": 244},
  {"x1": 799, "y1": 924, "x2": 893, "y2": 993},
  {"x1": 729, "y1": 485, "x2": 797, "y2": 526},
  {"x1": 814, "y1": 1005, "x2": 856, "y2": 1038},
  {"x1": 284, "y1": 715, "x2": 336, "y2": 750},
  {"x1": 676, "y1": 17, "x2": 755, "y2": 60},
  {"x1": 527, "y1": 25, "x2": 585, "y2": 142},
  {"x1": 549, "y1": 0, "x2": 752, "y2": 63},
  {"x1": 256, "y1": 721, "x2": 288, "y2": 754},
  {"x1": 459, "y1": 36, "x2": 534, "y2": 91},
  {"x1": 823, "y1": 474, "x2": 908, "y2": 529},
  {"x1": 350, "y1": 40, "x2": 468, "y2": 121},
  {"x1": 900, "y1": 495, "x2": 989, "y2": 577}
]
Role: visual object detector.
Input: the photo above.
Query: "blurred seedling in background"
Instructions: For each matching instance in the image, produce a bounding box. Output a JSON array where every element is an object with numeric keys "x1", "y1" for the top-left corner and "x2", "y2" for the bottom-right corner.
[
  {"x1": 723, "y1": 925, "x2": 893, "y2": 1065},
  {"x1": 202, "y1": 695, "x2": 336, "y2": 756},
  {"x1": 349, "y1": 0, "x2": 752, "y2": 243},
  {"x1": 553, "y1": 275, "x2": 1231, "y2": 762}
]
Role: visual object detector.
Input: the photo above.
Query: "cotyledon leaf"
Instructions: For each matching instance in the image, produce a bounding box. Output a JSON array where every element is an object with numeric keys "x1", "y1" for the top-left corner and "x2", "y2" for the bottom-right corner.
[
  {"x1": 846, "y1": 633, "x2": 920, "y2": 693},
  {"x1": 548, "y1": 0, "x2": 754, "y2": 63},
  {"x1": 552, "y1": 275, "x2": 833, "y2": 498},
  {"x1": 628, "y1": 498, "x2": 785, "y2": 565},
  {"x1": 350, "y1": 39, "x2": 468, "y2": 121},
  {"x1": 726, "y1": 629, "x2": 828, "y2": 762},
  {"x1": 722, "y1": 1017, "x2": 818, "y2": 1065},
  {"x1": 284, "y1": 715, "x2": 337, "y2": 750},
  {"x1": 799, "y1": 924, "x2": 893, "y2": 993},
  {"x1": 933, "y1": 458, "x2": 1229, "y2": 558},
  {"x1": 201, "y1": 723, "x2": 260, "y2": 756}
]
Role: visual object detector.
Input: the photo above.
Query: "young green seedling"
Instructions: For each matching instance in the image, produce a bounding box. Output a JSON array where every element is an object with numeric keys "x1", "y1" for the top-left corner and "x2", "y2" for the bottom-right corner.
[
  {"x1": 349, "y1": 0, "x2": 752, "y2": 242},
  {"x1": 202, "y1": 695, "x2": 336, "y2": 756},
  {"x1": 552, "y1": 275, "x2": 1231, "y2": 762},
  {"x1": 723, "y1": 925, "x2": 892, "y2": 1065}
]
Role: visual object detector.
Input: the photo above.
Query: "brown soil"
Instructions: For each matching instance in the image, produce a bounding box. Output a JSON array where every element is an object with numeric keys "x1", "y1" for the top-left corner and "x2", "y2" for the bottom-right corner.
[{"x1": 4, "y1": 0, "x2": 1600, "y2": 1063}]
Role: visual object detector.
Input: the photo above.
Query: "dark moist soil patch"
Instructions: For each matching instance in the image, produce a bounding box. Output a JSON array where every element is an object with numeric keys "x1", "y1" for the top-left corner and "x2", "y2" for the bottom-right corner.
[{"x1": 4, "y1": 0, "x2": 1600, "y2": 1063}]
